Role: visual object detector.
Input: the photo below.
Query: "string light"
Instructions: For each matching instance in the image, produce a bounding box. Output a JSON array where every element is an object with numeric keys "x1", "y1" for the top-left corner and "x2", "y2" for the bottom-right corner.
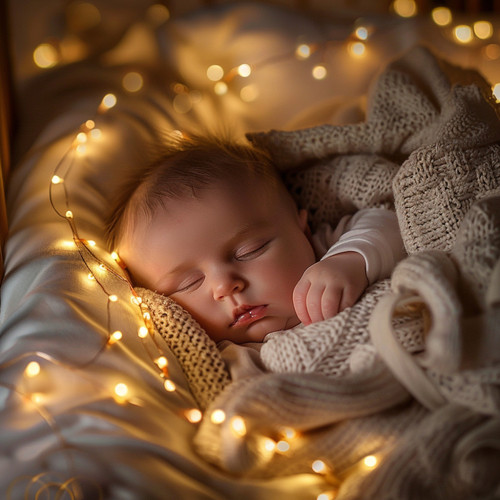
[
  {"x1": 51, "y1": 175, "x2": 63, "y2": 184},
  {"x1": 296, "y1": 43, "x2": 311, "y2": 59},
  {"x1": 276, "y1": 440, "x2": 290, "y2": 452},
  {"x1": 473, "y1": 21, "x2": 493, "y2": 40},
  {"x1": 263, "y1": 438, "x2": 276, "y2": 451},
  {"x1": 25, "y1": 361, "x2": 41, "y2": 378},
  {"x1": 33, "y1": 43, "x2": 59, "y2": 68},
  {"x1": 207, "y1": 64, "x2": 224, "y2": 81},
  {"x1": 392, "y1": 0, "x2": 417, "y2": 18},
  {"x1": 431, "y1": 7, "x2": 452, "y2": 26},
  {"x1": 99, "y1": 93, "x2": 117, "y2": 111},
  {"x1": 348, "y1": 41, "x2": 366, "y2": 58},
  {"x1": 155, "y1": 356, "x2": 168, "y2": 369},
  {"x1": 237, "y1": 63, "x2": 251, "y2": 77},
  {"x1": 114, "y1": 382, "x2": 129, "y2": 399},
  {"x1": 185, "y1": 408, "x2": 203, "y2": 423},
  {"x1": 122, "y1": 71, "x2": 144, "y2": 92},
  {"x1": 312, "y1": 65, "x2": 327, "y2": 80},
  {"x1": 210, "y1": 409, "x2": 226, "y2": 424},
  {"x1": 312, "y1": 459, "x2": 327, "y2": 473},
  {"x1": 163, "y1": 379, "x2": 176, "y2": 392},
  {"x1": 138, "y1": 326, "x2": 149, "y2": 338},
  {"x1": 454, "y1": 25, "x2": 473, "y2": 44},
  {"x1": 230, "y1": 416, "x2": 247, "y2": 437},
  {"x1": 362, "y1": 455, "x2": 378, "y2": 469},
  {"x1": 108, "y1": 330, "x2": 123, "y2": 345}
]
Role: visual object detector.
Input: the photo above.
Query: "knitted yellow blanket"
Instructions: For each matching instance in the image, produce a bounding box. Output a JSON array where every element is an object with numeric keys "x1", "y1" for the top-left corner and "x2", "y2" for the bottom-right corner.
[{"x1": 138, "y1": 46, "x2": 500, "y2": 499}]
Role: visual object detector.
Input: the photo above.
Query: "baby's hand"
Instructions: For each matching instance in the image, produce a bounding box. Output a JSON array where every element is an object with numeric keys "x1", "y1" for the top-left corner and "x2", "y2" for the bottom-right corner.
[{"x1": 293, "y1": 252, "x2": 368, "y2": 325}]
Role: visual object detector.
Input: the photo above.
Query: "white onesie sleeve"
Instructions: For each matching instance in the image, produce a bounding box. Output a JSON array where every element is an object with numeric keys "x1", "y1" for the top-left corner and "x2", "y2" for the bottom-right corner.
[{"x1": 311, "y1": 208, "x2": 406, "y2": 284}]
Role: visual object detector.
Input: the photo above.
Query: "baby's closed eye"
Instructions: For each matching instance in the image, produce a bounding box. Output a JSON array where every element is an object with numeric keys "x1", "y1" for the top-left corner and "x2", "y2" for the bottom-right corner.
[{"x1": 234, "y1": 240, "x2": 272, "y2": 261}]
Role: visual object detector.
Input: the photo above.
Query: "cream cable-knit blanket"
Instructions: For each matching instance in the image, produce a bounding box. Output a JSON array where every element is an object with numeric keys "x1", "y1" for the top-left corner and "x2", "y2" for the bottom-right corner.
[{"x1": 138, "y1": 46, "x2": 500, "y2": 499}]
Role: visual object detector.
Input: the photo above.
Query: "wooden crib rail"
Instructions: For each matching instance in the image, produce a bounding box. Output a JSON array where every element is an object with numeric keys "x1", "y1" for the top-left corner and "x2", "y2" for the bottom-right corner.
[{"x1": 0, "y1": 0, "x2": 13, "y2": 281}]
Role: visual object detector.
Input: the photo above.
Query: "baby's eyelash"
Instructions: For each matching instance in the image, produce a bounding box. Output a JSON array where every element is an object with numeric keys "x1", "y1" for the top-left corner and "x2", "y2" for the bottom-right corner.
[
  {"x1": 174, "y1": 277, "x2": 203, "y2": 293},
  {"x1": 235, "y1": 240, "x2": 271, "y2": 261}
]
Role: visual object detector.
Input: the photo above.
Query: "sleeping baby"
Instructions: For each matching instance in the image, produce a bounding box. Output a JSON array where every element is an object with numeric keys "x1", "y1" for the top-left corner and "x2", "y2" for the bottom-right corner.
[{"x1": 105, "y1": 133, "x2": 406, "y2": 345}]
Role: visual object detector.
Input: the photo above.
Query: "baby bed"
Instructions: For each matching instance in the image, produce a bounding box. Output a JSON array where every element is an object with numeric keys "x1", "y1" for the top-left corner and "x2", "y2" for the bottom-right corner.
[{"x1": 1, "y1": 1, "x2": 499, "y2": 499}]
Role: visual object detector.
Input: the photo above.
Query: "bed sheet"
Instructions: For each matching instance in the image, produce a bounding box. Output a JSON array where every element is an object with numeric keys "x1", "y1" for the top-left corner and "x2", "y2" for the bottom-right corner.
[{"x1": 1, "y1": 1, "x2": 500, "y2": 499}]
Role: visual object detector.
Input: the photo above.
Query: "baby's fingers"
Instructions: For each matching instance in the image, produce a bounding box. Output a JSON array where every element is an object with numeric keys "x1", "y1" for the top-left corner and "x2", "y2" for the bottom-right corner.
[
  {"x1": 293, "y1": 279, "x2": 312, "y2": 325},
  {"x1": 320, "y1": 288, "x2": 342, "y2": 320}
]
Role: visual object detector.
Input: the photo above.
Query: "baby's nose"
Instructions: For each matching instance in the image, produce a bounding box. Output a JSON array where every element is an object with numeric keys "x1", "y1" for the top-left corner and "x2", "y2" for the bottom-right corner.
[{"x1": 213, "y1": 274, "x2": 245, "y2": 301}]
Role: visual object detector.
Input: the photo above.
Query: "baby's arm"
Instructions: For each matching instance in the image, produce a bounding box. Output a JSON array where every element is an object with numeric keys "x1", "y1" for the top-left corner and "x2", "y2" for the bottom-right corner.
[{"x1": 294, "y1": 208, "x2": 406, "y2": 325}]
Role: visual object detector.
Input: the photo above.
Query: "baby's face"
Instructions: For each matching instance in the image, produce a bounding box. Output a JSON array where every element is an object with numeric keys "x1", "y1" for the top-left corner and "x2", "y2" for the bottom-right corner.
[{"x1": 119, "y1": 180, "x2": 315, "y2": 343}]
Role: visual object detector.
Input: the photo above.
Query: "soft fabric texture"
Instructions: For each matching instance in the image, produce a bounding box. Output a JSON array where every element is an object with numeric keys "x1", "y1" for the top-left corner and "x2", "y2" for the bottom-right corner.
[{"x1": 140, "y1": 46, "x2": 500, "y2": 499}]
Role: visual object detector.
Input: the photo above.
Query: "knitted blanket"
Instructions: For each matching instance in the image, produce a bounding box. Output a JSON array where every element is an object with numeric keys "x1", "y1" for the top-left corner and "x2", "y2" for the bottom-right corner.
[{"x1": 138, "y1": 46, "x2": 500, "y2": 499}]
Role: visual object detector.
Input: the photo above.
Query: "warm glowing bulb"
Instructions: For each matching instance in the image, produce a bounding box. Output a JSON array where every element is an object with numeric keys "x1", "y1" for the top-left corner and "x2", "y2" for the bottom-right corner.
[
  {"x1": 109, "y1": 330, "x2": 123, "y2": 344},
  {"x1": 31, "y1": 393, "x2": 44, "y2": 404},
  {"x1": 25, "y1": 361, "x2": 41, "y2": 378},
  {"x1": 114, "y1": 383, "x2": 129, "y2": 398},
  {"x1": 264, "y1": 438, "x2": 276, "y2": 451},
  {"x1": 296, "y1": 44, "x2": 311, "y2": 59},
  {"x1": 211, "y1": 409, "x2": 226, "y2": 424},
  {"x1": 123, "y1": 72, "x2": 144, "y2": 92},
  {"x1": 349, "y1": 41, "x2": 366, "y2": 57},
  {"x1": 392, "y1": 0, "x2": 417, "y2": 17},
  {"x1": 76, "y1": 132, "x2": 88, "y2": 143},
  {"x1": 283, "y1": 428, "x2": 296, "y2": 439},
  {"x1": 99, "y1": 263, "x2": 107, "y2": 271},
  {"x1": 276, "y1": 440, "x2": 290, "y2": 452},
  {"x1": 312, "y1": 65, "x2": 327, "y2": 80},
  {"x1": 155, "y1": 356, "x2": 168, "y2": 369},
  {"x1": 431, "y1": 7, "x2": 452, "y2": 26},
  {"x1": 101, "y1": 93, "x2": 117, "y2": 110},
  {"x1": 75, "y1": 144, "x2": 87, "y2": 155},
  {"x1": 493, "y1": 83, "x2": 500, "y2": 102},
  {"x1": 185, "y1": 408, "x2": 203, "y2": 423},
  {"x1": 111, "y1": 252, "x2": 119, "y2": 261},
  {"x1": 207, "y1": 64, "x2": 224, "y2": 81},
  {"x1": 33, "y1": 43, "x2": 58, "y2": 68},
  {"x1": 138, "y1": 326, "x2": 149, "y2": 338},
  {"x1": 355, "y1": 26, "x2": 368, "y2": 40},
  {"x1": 164, "y1": 379, "x2": 176, "y2": 392},
  {"x1": 85, "y1": 119, "x2": 95, "y2": 129},
  {"x1": 483, "y1": 44, "x2": 500, "y2": 60},
  {"x1": 87, "y1": 273, "x2": 95, "y2": 280},
  {"x1": 131, "y1": 295, "x2": 142, "y2": 305},
  {"x1": 240, "y1": 84, "x2": 259, "y2": 103},
  {"x1": 87, "y1": 240, "x2": 96, "y2": 247},
  {"x1": 90, "y1": 128, "x2": 102, "y2": 139},
  {"x1": 65, "y1": 210, "x2": 73, "y2": 219},
  {"x1": 237, "y1": 63, "x2": 251, "y2": 77},
  {"x1": 214, "y1": 82, "x2": 228, "y2": 95},
  {"x1": 312, "y1": 459, "x2": 326, "y2": 473},
  {"x1": 363, "y1": 455, "x2": 378, "y2": 468},
  {"x1": 230, "y1": 416, "x2": 247, "y2": 437},
  {"x1": 317, "y1": 493, "x2": 336, "y2": 500},
  {"x1": 146, "y1": 4, "x2": 170, "y2": 25},
  {"x1": 108, "y1": 294, "x2": 118, "y2": 302},
  {"x1": 454, "y1": 25, "x2": 473, "y2": 44},
  {"x1": 51, "y1": 175, "x2": 63, "y2": 184},
  {"x1": 474, "y1": 21, "x2": 493, "y2": 40}
]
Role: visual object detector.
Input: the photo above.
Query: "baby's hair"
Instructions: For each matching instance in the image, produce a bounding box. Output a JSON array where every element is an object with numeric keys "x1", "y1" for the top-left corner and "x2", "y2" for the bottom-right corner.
[{"x1": 105, "y1": 132, "x2": 284, "y2": 251}]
